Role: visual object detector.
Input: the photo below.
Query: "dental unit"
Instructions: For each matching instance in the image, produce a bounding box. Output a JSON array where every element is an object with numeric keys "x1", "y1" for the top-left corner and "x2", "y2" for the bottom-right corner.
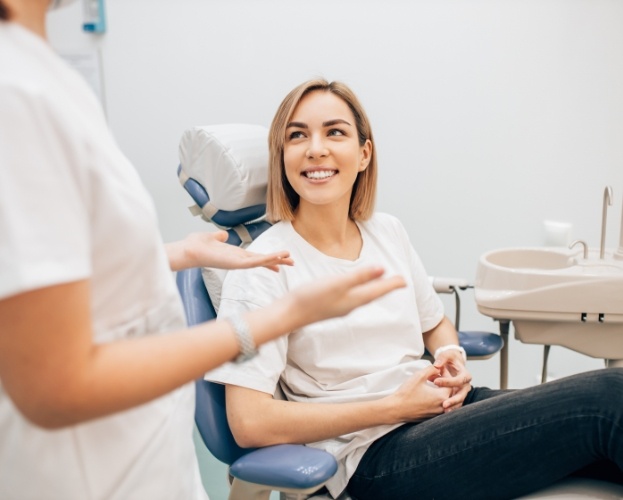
[{"x1": 475, "y1": 185, "x2": 623, "y2": 370}]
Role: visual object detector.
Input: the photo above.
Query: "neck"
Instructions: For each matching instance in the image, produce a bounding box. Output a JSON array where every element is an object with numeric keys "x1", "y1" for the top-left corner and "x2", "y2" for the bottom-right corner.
[
  {"x1": 7, "y1": 0, "x2": 48, "y2": 39},
  {"x1": 292, "y1": 202, "x2": 363, "y2": 261}
]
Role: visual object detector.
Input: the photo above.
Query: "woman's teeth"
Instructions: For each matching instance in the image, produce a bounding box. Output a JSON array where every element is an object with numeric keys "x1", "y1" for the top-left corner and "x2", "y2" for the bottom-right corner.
[{"x1": 305, "y1": 170, "x2": 336, "y2": 179}]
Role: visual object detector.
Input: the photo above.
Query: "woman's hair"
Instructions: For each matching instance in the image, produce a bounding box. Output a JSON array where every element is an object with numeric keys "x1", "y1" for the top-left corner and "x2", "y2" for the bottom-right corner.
[
  {"x1": 0, "y1": 0, "x2": 11, "y2": 21},
  {"x1": 267, "y1": 79, "x2": 377, "y2": 222}
]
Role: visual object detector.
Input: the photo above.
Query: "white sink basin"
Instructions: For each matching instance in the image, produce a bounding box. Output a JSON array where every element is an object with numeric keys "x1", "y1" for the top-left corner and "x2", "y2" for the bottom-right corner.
[
  {"x1": 485, "y1": 248, "x2": 574, "y2": 270},
  {"x1": 475, "y1": 247, "x2": 623, "y2": 361}
]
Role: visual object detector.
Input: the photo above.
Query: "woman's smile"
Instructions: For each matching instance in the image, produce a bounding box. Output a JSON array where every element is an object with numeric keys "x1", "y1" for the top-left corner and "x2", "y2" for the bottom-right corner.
[
  {"x1": 302, "y1": 168, "x2": 338, "y2": 181},
  {"x1": 283, "y1": 90, "x2": 370, "y2": 210}
]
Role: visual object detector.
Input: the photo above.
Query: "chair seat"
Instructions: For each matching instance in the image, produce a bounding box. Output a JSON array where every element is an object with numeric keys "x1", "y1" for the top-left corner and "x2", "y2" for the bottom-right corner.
[
  {"x1": 230, "y1": 444, "x2": 338, "y2": 490},
  {"x1": 458, "y1": 330, "x2": 504, "y2": 358}
]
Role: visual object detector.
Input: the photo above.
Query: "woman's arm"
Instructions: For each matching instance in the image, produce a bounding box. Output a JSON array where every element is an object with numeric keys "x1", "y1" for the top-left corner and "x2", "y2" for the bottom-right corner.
[
  {"x1": 165, "y1": 230, "x2": 294, "y2": 272},
  {"x1": 226, "y1": 364, "x2": 451, "y2": 448},
  {"x1": 422, "y1": 315, "x2": 461, "y2": 356},
  {"x1": 0, "y1": 266, "x2": 404, "y2": 429}
]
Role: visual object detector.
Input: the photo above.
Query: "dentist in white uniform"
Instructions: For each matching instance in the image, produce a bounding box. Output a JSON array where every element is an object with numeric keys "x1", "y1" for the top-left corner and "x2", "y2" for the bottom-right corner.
[{"x1": 0, "y1": 1, "x2": 405, "y2": 498}]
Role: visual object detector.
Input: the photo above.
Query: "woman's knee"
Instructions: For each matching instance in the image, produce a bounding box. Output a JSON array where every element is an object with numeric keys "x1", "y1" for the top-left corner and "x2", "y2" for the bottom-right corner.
[
  {"x1": 568, "y1": 368, "x2": 623, "y2": 408},
  {"x1": 587, "y1": 367, "x2": 623, "y2": 392}
]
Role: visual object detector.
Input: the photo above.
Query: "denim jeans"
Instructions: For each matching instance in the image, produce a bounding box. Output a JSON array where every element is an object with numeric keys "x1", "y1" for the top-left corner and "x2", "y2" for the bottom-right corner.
[{"x1": 347, "y1": 368, "x2": 623, "y2": 500}]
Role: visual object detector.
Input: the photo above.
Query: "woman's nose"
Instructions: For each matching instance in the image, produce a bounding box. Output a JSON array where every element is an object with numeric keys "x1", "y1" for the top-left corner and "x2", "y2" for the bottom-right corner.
[{"x1": 306, "y1": 135, "x2": 329, "y2": 159}]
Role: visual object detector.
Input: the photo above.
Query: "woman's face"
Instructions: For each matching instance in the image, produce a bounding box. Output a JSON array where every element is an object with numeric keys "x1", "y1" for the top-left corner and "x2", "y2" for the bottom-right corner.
[{"x1": 283, "y1": 90, "x2": 371, "y2": 214}]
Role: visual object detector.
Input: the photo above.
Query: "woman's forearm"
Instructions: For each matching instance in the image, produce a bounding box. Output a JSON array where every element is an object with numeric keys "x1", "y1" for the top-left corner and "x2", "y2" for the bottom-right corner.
[
  {"x1": 226, "y1": 385, "x2": 398, "y2": 448},
  {"x1": 422, "y1": 316, "x2": 460, "y2": 355},
  {"x1": 225, "y1": 364, "x2": 450, "y2": 448}
]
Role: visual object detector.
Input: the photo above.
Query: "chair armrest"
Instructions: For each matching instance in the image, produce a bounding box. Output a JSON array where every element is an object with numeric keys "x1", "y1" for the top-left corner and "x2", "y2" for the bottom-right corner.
[
  {"x1": 230, "y1": 444, "x2": 338, "y2": 490},
  {"x1": 458, "y1": 331, "x2": 504, "y2": 358},
  {"x1": 429, "y1": 276, "x2": 470, "y2": 294}
]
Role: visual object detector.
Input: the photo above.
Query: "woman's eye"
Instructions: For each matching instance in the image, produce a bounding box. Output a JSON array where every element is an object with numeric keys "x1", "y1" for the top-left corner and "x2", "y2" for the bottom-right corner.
[
  {"x1": 328, "y1": 128, "x2": 345, "y2": 137},
  {"x1": 288, "y1": 131, "x2": 305, "y2": 140}
]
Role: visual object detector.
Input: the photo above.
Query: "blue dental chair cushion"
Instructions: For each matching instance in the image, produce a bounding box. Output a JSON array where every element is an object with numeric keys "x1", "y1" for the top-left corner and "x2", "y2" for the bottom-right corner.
[
  {"x1": 230, "y1": 445, "x2": 338, "y2": 490},
  {"x1": 458, "y1": 330, "x2": 504, "y2": 358}
]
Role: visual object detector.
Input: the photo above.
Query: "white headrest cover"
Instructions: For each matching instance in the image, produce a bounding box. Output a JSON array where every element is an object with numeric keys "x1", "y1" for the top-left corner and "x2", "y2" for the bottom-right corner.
[{"x1": 178, "y1": 124, "x2": 269, "y2": 211}]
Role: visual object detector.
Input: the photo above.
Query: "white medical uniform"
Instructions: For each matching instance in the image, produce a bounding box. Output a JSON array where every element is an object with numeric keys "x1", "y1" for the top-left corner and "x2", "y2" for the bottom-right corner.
[
  {"x1": 206, "y1": 213, "x2": 444, "y2": 498},
  {"x1": 0, "y1": 23, "x2": 207, "y2": 500}
]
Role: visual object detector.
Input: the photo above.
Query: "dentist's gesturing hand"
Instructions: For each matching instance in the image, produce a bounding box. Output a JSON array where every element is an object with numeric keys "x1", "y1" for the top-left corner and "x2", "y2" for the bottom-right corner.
[
  {"x1": 286, "y1": 266, "x2": 407, "y2": 329},
  {"x1": 166, "y1": 230, "x2": 294, "y2": 272}
]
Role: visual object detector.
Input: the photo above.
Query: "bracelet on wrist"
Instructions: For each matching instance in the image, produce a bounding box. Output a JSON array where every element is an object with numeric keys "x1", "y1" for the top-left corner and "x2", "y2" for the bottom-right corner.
[
  {"x1": 433, "y1": 344, "x2": 467, "y2": 362},
  {"x1": 227, "y1": 316, "x2": 258, "y2": 363}
]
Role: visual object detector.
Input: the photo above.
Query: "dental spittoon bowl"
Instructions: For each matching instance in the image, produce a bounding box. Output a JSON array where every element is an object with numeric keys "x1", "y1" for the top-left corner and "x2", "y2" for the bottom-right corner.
[{"x1": 475, "y1": 247, "x2": 623, "y2": 366}]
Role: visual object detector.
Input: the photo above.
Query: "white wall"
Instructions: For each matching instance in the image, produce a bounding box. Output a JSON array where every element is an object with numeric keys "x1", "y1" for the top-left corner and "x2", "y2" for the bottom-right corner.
[{"x1": 48, "y1": 0, "x2": 623, "y2": 389}]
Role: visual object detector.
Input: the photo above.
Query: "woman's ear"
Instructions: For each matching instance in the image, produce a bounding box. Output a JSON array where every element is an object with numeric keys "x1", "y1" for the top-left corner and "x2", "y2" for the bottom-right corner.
[{"x1": 359, "y1": 139, "x2": 372, "y2": 172}]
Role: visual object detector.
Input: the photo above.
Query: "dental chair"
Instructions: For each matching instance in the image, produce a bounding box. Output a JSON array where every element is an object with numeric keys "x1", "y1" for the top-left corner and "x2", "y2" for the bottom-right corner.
[{"x1": 176, "y1": 124, "x2": 623, "y2": 500}]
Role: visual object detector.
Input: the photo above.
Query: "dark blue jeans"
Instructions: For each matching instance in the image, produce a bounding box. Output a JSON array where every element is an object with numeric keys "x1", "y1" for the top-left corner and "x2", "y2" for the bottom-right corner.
[{"x1": 347, "y1": 368, "x2": 623, "y2": 500}]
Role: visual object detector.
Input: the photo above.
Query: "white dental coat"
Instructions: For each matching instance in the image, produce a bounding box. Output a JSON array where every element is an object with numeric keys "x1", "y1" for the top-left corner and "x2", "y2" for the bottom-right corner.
[
  {"x1": 0, "y1": 23, "x2": 206, "y2": 500},
  {"x1": 206, "y1": 215, "x2": 444, "y2": 498}
]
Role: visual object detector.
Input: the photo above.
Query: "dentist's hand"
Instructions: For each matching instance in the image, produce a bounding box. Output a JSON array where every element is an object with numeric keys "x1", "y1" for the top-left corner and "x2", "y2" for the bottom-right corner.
[
  {"x1": 286, "y1": 266, "x2": 407, "y2": 329},
  {"x1": 242, "y1": 266, "x2": 407, "y2": 366},
  {"x1": 432, "y1": 352, "x2": 472, "y2": 413},
  {"x1": 166, "y1": 231, "x2": 294, "y2": 272}
]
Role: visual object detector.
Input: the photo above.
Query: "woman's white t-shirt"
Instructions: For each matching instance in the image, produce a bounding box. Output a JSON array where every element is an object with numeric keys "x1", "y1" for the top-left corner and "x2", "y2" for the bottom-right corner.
[
  {"x1": 207, "y1": 214, "x2": 444, "y2": 497},
  {"x1": 0, "y1": 23, "x2": 206, "y2": 499}
]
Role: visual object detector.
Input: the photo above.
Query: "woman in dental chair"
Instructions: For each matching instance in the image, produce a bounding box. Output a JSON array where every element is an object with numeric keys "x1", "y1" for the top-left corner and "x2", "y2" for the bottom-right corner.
[
  {"x1": 0, "y1": 2, "x2": 405, "y2": 499},
  {"x1": 206, "y1": 79, "x2": 623, "y2": 500}
]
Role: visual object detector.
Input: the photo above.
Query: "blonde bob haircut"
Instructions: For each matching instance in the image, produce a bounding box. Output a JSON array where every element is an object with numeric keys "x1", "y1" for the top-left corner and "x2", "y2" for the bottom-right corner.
[{"x1": 267, "y1": 79, "x2": 377, "y2": 222}]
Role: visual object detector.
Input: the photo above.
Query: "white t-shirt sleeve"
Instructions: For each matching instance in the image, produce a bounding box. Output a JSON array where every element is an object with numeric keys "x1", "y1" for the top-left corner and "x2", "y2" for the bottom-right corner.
[
  {"x1": 0, "y1": 85, "x2": 90, "y2": 300},
  {"x1": 388, "y1": 214, "x2": 444, "y2": 332},
  {"x1": 204, "y1": 266, "x2": 289, "y2": 395},
  {"x1": 409, "y1": 244, "x2": 445, "y2": 332}
]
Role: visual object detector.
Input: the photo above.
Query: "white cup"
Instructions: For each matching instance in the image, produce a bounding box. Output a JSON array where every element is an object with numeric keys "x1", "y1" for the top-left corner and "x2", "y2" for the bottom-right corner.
[{"x1": 543, "y1": 220, "x2": 572, "y2": 247}]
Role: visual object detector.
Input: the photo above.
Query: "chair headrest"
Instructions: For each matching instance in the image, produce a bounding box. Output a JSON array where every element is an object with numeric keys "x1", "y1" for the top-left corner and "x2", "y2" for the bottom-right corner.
[
  {"x1": 177, "y1": 124, "x2": 273, "y2": 313},
  {"x1": 178, "y1": 124, "x2": 269, "y2": 228}
]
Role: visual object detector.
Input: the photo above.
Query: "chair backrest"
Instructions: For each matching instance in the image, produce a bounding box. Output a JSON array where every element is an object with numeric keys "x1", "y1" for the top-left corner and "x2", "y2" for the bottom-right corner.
[{"x1": 176, "y1": 267, "x2": 256, "y2": 466}]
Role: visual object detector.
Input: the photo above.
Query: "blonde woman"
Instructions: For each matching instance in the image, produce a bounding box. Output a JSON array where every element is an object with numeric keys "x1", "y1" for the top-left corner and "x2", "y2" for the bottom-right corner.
[{"x1": 207, "y1": 79, "x2": 623, "y2": 500}]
